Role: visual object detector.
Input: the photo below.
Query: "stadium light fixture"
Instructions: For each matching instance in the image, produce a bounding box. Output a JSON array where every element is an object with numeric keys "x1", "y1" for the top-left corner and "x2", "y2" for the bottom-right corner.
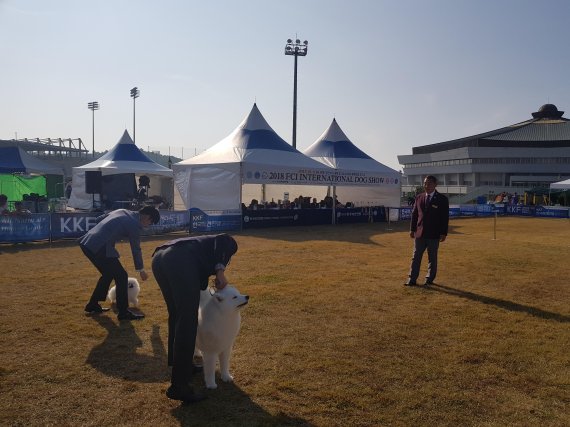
[
  {"x1": 130, "y1": 87, "x2": 140, "y2": 144},
  {"x1": 87, "y1": 101, "x2": 100, "y2": 158},
  {"x1": 284, "y1": 38, "x2": 308, "y2": 149}
]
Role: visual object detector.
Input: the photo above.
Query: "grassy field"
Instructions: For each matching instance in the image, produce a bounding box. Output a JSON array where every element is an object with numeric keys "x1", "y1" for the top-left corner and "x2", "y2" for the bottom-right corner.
[{"x1": 1, "y1": 217, "x2": 569, "y2": 426}]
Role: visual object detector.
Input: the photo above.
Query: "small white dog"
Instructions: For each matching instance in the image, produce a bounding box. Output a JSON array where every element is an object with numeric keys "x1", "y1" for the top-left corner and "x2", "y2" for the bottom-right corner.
[
  {"x1": 195, "y1": 285, "x2": 249, "y2": 389},
  {"x1": 107, "y1": 277, "x2": 140, "y2": 307}
]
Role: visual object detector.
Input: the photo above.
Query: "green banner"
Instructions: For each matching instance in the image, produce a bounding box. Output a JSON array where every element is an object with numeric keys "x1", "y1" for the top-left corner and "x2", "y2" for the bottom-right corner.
[{"x1": 0, "y1": 174, "x2": 46, "y2": 201}]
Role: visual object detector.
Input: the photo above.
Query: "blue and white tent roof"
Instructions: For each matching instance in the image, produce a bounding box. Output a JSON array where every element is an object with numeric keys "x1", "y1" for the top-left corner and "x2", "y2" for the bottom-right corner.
[
  {"x1": 75, "y1": 130, "x2": 172, "y2": 176},
  {"x1": 176, "y1": 103, "x2": 329, "y2": 170},
  {"x1": 303, "y1": 119, "x2": 398, "y2": 175},
  {"x1": 0, "y1": 146, "x2": 63, "y2": 175}
]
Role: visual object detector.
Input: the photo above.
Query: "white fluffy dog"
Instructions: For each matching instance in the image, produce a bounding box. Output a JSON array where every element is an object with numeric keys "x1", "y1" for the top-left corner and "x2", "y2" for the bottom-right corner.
[
  {"x1": 195, "y1": 285, "x2": 249, "y2": 389},
  {"x1": 107, "y1": 277, "x2": 140, "y2": 307}
]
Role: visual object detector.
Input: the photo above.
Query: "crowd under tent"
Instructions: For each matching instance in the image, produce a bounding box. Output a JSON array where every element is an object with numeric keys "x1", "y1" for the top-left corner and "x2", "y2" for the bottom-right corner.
[
  {"x1": 68, "y1": 130, "x2": 173, "y2": 210},
  {"x1": 302, "y1": 118, "x2": 401, "y2": 208}
]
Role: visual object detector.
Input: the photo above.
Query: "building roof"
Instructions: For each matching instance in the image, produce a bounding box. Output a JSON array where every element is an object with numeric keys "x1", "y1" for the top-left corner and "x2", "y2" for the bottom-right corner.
[
  {"x1": 413, "y1": 104, "x2": 570, "y2": 154},
  {"x1": 0, "y1": 138, "x2": 88, "y2": 154}
]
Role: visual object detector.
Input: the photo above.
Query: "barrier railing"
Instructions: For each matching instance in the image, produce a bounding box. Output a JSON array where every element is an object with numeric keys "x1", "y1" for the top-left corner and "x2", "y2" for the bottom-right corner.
[
  {"x1": 2, "y1": 205, "x2": 568, "y2": 244},
  {"x1": 189, "y1": 206, "x2": 388, "y2": 231},
  {"x1": 397, "y1": 204, "x2": 569, "y2": 221}
]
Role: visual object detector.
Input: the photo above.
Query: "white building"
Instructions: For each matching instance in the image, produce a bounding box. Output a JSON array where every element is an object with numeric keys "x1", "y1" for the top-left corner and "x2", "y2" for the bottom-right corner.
[{"x1": 397, "y1": 104, "x2": 570, "y2": 202}]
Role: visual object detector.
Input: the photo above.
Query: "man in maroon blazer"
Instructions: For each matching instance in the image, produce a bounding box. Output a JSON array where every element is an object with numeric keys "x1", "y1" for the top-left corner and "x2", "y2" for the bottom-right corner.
[{"x1": 405, "y1": 175, "x2": 449, "y2": 286}]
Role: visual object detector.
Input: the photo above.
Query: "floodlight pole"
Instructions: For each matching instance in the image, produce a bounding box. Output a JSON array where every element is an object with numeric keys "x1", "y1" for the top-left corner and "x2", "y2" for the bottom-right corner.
[
  {"x1": 87, "y1": 101, "x2": 99, "y2": 158},
  {"x1": 130, "y1": 87, "x2": 140, "y2": 144},
  {"x1": 284, "y1": 38, "x2": 308, "y2": 149}
]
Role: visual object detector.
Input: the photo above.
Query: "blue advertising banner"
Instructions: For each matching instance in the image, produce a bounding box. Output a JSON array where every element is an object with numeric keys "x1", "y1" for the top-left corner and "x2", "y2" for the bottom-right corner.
[
  {"x1": 243, "y1": 208, "x2": 331, "y2": 228},
  {"x1": 449, "y1": 206, "x2": 462, "y2": 217},
  {"x1": 505, "y1": 205, "x2": 535, "y2": 216},
  {"x1": 475, "y1": 204, "x2": 494, "y2": 216},
  {"x1": 399, "y1": 207, "x2": 412, "y2": 221},
  {"x1": 0, "y1": 214, "x2": 51, "y2": 243},
  {"x1": 190, "y1": 209, "x2": 242, "y2": 232},
  {"x1": 50, "y1": 210, "x2": 192, "y2": 240},
  {"x1": 459, "y1": 205, "x2": 477, "y2": 217},
  {"x1": 143, "y1": 210, "x2": 191, "y2": 235},
  {"x1": 242, "y1": 207, "x2": 387, "y2": 229},
  {"x1": 534, "y1": 206, "x2": 569, "y2": 218},
  {"x1": 50, "y1": 212, "x2": 100, "y2": 240},
  {"x1": 336, "y1": 207, "x2": 386, "y2": 224}
]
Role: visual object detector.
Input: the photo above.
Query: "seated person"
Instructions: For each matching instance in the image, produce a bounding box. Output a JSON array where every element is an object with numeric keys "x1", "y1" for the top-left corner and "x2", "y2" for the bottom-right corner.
[
  {"x1": 137, "y1": 186, "x2": 147, "y2": 201},
  {"x1": 12, "y1": 201, "x2": 32, "y2": 215},
  {"x1": 0, "y1": 194, "x2": 8, "y2": 215}
]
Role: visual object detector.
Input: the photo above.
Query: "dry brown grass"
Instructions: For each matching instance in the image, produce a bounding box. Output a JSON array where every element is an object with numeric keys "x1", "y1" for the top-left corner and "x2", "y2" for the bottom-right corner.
[{"x1": 1, "y1": 217, "x2": 569, "y2": 427}]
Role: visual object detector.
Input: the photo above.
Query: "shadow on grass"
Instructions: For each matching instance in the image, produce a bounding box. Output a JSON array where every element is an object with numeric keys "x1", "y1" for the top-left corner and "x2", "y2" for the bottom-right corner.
[
  {"x1": 431, "y1": 283, "x2": 570, "y2": 323},
  {"x1": 237, "y1": 222, "x2": 407, "y2": 245},
  {"x1": 171, "y1": 382, "x2": 314, "y2": 427},
  {"x1": 86, "y1": 316, "x2": 169, "y2": 382}
]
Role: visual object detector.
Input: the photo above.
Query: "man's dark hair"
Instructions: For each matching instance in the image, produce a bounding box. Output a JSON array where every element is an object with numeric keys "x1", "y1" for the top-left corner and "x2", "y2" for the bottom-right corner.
[
  {"x1": 139, "y1": 206, "x2": 160, "y2": 224},
  {"x1": 0, "y1": 194, "x2": 7, "y2": 203},
  {"x1": 425, "y1": 175, "x2": 437, "y2": 184}
]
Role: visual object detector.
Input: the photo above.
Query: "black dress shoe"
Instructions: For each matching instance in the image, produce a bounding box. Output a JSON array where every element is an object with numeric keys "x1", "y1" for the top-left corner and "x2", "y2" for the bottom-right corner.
[
  {"x1": 166, "y1": 384, "x2": 207, "y2": 404},
  {"x1": 117, "y1": 310, "x2": 145, "y2": 321},
  {"x1": 84, "y1": 303, "x2": 110, "y2": 314},
  {"x1": 423, "y1": 280, "x2": 434, "y2": 286},
  {"x1": 404, "y1": 281, "x2": 417, "y2": 286}
]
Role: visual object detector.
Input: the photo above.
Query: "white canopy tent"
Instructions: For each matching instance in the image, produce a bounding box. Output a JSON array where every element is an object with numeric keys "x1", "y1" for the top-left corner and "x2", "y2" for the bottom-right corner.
[
  {"x1": 303, "y1": 118, "x2": 401, "y2": 208},
  {"x1": 173, "y1": 104, "x2": 335, "y2": 212},
  {"x1": 68, "y1": 130, "x2": 173, "y2": 210},
  {"x1": 549, "y1": 178, "x2": 570, "y2": 190}
]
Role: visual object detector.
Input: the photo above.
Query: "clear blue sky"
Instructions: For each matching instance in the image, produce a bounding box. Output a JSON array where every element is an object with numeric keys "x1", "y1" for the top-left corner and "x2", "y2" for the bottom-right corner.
[{"x1": 1, "y1": 0, "x2": 569, "y2": 170}]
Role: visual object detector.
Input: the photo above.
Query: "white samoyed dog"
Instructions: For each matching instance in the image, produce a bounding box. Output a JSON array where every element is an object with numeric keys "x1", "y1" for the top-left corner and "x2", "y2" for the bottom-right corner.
[
  {"x1": 107, "y1": 277, "x2": 140, "y2": 307},
  {"x1": 195, "y1": 285, "x2": 249, "y2": 389}
]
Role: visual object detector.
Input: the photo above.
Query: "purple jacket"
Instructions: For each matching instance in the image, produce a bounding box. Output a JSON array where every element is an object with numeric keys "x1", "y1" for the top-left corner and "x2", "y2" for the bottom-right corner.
[{"x1": 410, "y1": 191, "x2": 449, "y2": 239}]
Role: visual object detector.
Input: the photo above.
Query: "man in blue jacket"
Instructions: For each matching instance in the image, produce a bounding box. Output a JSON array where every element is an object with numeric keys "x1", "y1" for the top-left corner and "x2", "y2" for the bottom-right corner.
[{"x1": 79, "y1": 206, "x2": 160, "y2": 320}]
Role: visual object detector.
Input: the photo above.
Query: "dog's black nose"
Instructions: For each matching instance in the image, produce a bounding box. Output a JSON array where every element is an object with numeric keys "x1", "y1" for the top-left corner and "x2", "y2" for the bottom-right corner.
[{"x1": 245, "y1": 295, "x2": 249, "y2": 300}]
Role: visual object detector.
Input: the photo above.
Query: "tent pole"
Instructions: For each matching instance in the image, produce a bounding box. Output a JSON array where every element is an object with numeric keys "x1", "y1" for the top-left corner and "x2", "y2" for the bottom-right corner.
[
  {"x1": 240, "y1": 164, "x2": 244, "y2": 232},
  {"x1": 332, "y1": 185, "x2": 336, "y2": 225}
]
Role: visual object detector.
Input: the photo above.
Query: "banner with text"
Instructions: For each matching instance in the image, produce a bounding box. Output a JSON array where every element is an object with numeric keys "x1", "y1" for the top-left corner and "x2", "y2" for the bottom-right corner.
[
  {"x1": 242, "y1": 165, "x2": 400, "y2": 187},
  {"x1": 0, "y1": 214, "x2": 51, "y2": 243}
]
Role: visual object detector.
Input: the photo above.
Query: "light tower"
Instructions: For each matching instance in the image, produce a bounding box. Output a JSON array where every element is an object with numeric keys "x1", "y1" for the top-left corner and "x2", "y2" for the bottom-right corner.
[{"x1": 284, "y1": 38, "x2": 308, "y2": 149}]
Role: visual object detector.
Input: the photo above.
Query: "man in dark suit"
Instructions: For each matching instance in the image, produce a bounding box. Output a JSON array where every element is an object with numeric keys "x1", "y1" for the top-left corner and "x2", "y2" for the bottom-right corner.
[
  {"x1": 151, "y1": 233, "x2": 238, "y2": 404},
  {"x1": 405, "y1": 175, "x2": 449, "y2": 286}
]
